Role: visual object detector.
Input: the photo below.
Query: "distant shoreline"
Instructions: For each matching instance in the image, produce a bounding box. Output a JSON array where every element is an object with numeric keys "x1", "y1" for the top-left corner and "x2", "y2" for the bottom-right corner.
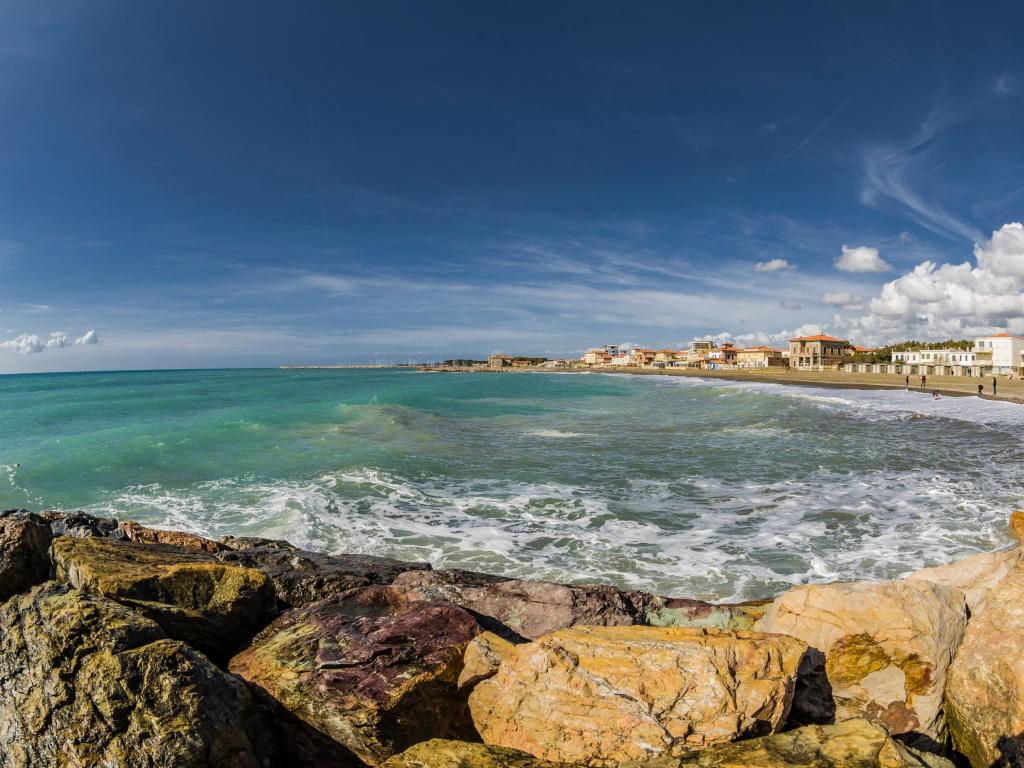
[{"x1": 422, "y1": 364, "x2": 1024, "y2": 403}]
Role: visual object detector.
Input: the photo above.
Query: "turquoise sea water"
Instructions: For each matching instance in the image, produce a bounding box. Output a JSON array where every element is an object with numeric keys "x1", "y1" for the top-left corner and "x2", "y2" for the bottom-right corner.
[{"x1": 2, "y1": 367, "x2": 1022, "y2": 600}]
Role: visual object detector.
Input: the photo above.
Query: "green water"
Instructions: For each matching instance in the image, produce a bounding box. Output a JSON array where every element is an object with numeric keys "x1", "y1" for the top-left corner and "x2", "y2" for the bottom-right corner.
[{"x1": 1, "y1": 367, "x2": 1020, "y2": 599}]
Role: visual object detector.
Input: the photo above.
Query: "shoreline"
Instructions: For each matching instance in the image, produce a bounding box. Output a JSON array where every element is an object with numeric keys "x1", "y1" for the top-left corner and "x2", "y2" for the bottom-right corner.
[{"x1": 427, "y1": 365, "x2": 1024, "y2": 403}]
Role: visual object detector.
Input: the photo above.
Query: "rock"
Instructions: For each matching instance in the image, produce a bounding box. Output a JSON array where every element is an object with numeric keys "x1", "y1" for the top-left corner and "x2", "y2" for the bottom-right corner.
[
  {"x1": 619, "y1": 719, "x2": 954, "y2": 768},
  {"x1": 220, "y1": 534, "x2": 299, "y2": 551},
  {"x1": 640, "y1": 596, "x2": 770, "y2": 631},
  {"x1": 755, "y1": 578, "x2": 967, "y2": 745},
  {"x1": 42, "y1": 509, "x2": 124, "y2": 538},
  {"x1": 120, "y1": 519, "x2": 227, "y2": 553},
  {"x1": 0, "y1": 509, "x2": 52, "y2": 602},
  {"x1": 458, "y1": 631, "x2": 515, "y2": 689},
  {"x1": 945, "y1": 563, "x2": 1024, "y2": 767},
  {"x1": 51, "y1": 536, "x2": 277, "y2": 660},
  {"x1": 390, "y1": 569, "x2": 763, "y2": 641},
  {"x1": 911, "y1": 547, "x2": 1022, "y2": 615},
  {"x1": 381, "y1": 740, "x2": 567, "y2": 768},
  {"x1": 0, "y1": 582, "x2": 280, "y2": 768},
  {"x1": 468, "y1": 625, "x2": 807, "y2": 766},
  {"x1": 1009, "y1": 510, "x2": 1024, "y2": 542},
  {"x1": 230, "y1": 586, "x2": 483, "y2": 766},
  {"x1": 217, "y1": 546, "x2": 431, "y2": 608}
]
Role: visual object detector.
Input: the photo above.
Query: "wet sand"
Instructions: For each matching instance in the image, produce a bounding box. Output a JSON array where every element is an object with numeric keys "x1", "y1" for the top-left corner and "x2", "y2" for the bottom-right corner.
[{"x1": 544, "y1": 366, "x2": 1024, "y2": 403}]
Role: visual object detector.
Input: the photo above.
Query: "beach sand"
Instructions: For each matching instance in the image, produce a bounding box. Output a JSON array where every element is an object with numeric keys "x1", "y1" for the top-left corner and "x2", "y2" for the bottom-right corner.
[{"x1": 544, "y1": 366, "x2": 1024, "y2": 403}]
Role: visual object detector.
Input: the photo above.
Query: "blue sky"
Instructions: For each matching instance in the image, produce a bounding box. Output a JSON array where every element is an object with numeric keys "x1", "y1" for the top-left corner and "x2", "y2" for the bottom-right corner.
[{"x1": 3, "y1": 1, "x2": 1024, "y2": 372}]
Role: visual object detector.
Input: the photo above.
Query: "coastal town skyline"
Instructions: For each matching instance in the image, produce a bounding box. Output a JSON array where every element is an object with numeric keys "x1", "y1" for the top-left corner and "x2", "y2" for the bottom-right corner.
[{"x1": 3, "y1": 2, "x2": 1024, "y2": 374}]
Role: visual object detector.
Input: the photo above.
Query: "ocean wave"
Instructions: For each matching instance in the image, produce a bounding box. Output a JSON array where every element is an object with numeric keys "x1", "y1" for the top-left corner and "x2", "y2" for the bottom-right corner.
[{"x1": 75, "y1": 464, "x2": 1017, "y2": 602}]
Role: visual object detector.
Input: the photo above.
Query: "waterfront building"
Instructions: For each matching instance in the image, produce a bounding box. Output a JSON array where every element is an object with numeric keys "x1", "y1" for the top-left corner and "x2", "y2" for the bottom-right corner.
[
  {"x1": 973, "y1": 333, "x2": 1024, "y2": 374},
  {"x1": 788, "y1": 334, "x2": 850, "y2": 370},
  {"x1": 736, "y1": 346, "x2": 786, "y2": 368}
]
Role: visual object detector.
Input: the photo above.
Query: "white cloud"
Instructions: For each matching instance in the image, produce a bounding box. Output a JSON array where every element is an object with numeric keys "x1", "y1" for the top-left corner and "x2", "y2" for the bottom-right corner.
[
  {"x1": 835, "y1": 245, "x2": 891, "y2": 273},
  {"x1": 0, "y1": 334, "x2": 45, "y2": 354},
  {"x1": 75, "y1": 329, "x2": 99, "y2": 345},
  {"x1": 831, "y1": 222, "x2": 1024, "y2": 344},
  {"x1": 859, "y1": 111, "x2": 983, "y2": 242},
  {"x1": 819, "y1": 291, "x2": 865, "y2": 310},
  {"x1": 779, "y1": 299, "x2": 802, "y2": 310},
  {"x1": 754, "y1": 258, "x2": 794, "y2": 272},
  {"x1": 45, "y1": 332, "x2": 69, "y2": 349},
  {"x1": 0, "y1": 329, "x2": 99, "y2": 355}
]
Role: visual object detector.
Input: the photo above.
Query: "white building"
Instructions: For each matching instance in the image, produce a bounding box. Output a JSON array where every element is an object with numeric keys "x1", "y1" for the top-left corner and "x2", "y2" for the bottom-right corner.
[
  {"x1": 974, "y1": 333, "x2": 1024, "y2": 374},
  {"x1": 892, "y1": 348, "x2": 975, "y2": 366}
]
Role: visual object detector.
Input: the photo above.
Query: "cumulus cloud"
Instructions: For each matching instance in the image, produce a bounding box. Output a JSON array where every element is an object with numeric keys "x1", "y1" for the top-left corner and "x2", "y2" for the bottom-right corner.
[
  {"x1": 835, "y1": 245, "x2": 891, "y2": 273},
  {"x1": 754, "y1": 258, "x2": 794, "y2": 272},
  {"x1": 0, "y1": 329, "x2": 100, "y2": 354},
  {"x1": 831, "y1": 222, "x2": 1024, "y2": 344},
  {"x1": 0, "y1": 334, "x2": 45, "y2": 354},
  {"x1": 46, "y1": 332, "x2": 70, "y2": 349},
  {"x1": 819, "y1": 291, "x2": 865, "y2": 310}
]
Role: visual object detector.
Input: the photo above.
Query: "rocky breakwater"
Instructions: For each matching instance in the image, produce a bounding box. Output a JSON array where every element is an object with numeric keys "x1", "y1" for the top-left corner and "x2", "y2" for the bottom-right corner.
[{"x1": 1, "y1": 509, "x2": 1023, "y2": 767}]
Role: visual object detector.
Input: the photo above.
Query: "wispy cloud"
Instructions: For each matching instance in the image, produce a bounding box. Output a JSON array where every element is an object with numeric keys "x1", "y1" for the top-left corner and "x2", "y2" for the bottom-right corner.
[{"x1": 859, "y1": 109, "x2": 983, "y2": 242}]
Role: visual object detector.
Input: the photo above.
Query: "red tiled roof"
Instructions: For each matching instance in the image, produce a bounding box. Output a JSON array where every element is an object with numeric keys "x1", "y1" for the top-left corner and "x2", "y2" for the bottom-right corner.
[{"x1": 789, "y1": 334, "x2": 849, "y2": 343}]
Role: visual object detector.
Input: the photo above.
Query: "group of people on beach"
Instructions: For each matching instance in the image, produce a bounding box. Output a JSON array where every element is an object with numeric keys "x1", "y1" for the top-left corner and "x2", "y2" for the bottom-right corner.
[{"x1": 903, "y1": 374, "x2": 998, "y2": 398}]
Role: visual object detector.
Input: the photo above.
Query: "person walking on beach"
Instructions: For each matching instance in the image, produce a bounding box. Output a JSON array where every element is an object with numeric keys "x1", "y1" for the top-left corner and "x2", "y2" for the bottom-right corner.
[
  {"x1": 920, "y1": 374, "x2": 926, "y2": 389},
  {"x1": 905, "y1": 375, "x2": 909, "y2": 390},
  {"x1": 993, "y1": 377, "x2": 997, "y2": 396},
  {"x1": 978, "y1": 383, "x2": 985, "y2": 396}
]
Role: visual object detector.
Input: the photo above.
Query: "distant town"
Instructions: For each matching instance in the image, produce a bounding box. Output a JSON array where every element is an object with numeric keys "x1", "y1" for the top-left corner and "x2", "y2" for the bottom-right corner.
[{"x1": 436, "y1": 332, "x2": 1024, "y2": 377}]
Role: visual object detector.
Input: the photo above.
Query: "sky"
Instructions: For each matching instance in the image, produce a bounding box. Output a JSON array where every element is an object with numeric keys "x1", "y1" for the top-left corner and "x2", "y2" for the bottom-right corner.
[{"x1": 3, "y1": 1, "x2": 1024, "y2": 373}]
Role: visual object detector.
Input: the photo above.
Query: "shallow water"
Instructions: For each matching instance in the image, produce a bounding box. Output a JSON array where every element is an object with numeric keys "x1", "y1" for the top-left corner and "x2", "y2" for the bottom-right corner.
[{"x1": 1, "y1": 368, "x2": 1020, "y2": 600}]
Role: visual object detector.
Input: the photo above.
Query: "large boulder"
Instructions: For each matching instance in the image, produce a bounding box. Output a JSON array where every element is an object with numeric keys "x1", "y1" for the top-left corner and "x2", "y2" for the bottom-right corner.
[
  {"x1": 0, "y1": 509, "x2": 52, "y2": 602},
  {"x1": 217, "y1": 545, "x2": 431, "y2": 608},
  {"x1": 468, "y1": 625, "x2": 807, "y2": 766},
  {"x1": 619, "y1": 719, "x2": 954, "y2": 768},
  {"x1": 389, "y1": 569, "x2": 764, "y2": 641},
  {"x1": 755, "y1": 578, "x2": 967, "y2": 745},
  {"x1": 945, "y1": 564, "x2": 1024, "y2": 767},
  {"x1": 51, "y1": 536, "x2": 277, "y2": 660},
  {"x1": 911, "y1": 546, "x2": 1022, "y2": 615},
  {"x1": 0, "y1": 582, "x2": 280, "y2": 768},
  {"x1": 230, "y1": 585, "x2": 483, "y2": 766},
  {"x1": 381, "y1": 740, "x2": 567, "y2": 768},
  {"x1": 41, "y1": 509, "x2": 125, "y2": 538}
]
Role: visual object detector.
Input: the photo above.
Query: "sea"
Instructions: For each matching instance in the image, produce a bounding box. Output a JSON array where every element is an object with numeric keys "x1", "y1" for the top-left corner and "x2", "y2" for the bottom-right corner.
[{"x1": 1, "y1": 367, "x2": 1021, "y2": 601}]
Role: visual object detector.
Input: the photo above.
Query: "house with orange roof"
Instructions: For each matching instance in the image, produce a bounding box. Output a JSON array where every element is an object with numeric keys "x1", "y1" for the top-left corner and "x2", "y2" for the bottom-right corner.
[{"x1": 788, "y1": 333, "x2": 850, "y2": 370}]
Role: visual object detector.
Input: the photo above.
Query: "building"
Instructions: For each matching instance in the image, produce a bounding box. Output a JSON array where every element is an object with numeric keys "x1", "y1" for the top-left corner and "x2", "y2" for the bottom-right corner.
[
  {"x1": 633, "y1": 349, "x2": 656, "y2": 367},
  {"x1": 581, "y1": 349, "x2": 612, "y2": 366},
  {"x1": 974, "y1": 333, "x2": 1024, "y2": 374},
  {"x1": 788, "y1": 334, "x2": 850, "y2": 370},
  {"x1": 736, "y1": 346, "x2": 786, "y2": 368},
  {"x1": 488, "y1": 354, "x2": 511, "y2": 368}
]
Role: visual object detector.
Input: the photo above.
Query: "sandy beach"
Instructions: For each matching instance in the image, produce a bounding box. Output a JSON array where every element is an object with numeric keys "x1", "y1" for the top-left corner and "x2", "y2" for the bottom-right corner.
[{"x1": 534, "y1": 366, "x2": 1024, "y2": 403}]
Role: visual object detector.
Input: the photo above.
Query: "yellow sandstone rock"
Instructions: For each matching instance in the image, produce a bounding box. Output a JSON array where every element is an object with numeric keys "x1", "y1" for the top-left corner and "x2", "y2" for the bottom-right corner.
[
  {"x1": 381, "y1": 739, "x2": 568, "y2": 767},
  {"x1": 910, "y1": 546, "x2": 1022, "y2": 615},
  {"x1": 468, "y1": 625, "x2": 807, "y2": 767},
  {"x1": 50, "y1": 536, "x2": 276, "y2": 659},
  {"x1": 620, "y1": 719, "x2": 954, "y2": 767},
  {"x1": 458, "y1": 631, "x2": 515, "y2": 689},
  {"x1": 945, "y1": 563, "x2": 1024, "y2": 767},
  {"x1": 1009, "y1": 510, "x2": 1024, "y2": 542},
  {"x1": 755, "y1": 578, "x2": 966, "y2": 743}
]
